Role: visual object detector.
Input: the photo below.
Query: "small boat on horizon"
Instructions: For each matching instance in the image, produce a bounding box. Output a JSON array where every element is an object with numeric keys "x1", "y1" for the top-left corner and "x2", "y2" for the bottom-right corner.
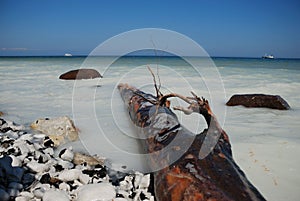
[
  {"x1": 64, "y1": 53, "x2": 72, "y2": 57},
  {"x1": 262, "y1": 54, "x2": 274, "y2": 59}
]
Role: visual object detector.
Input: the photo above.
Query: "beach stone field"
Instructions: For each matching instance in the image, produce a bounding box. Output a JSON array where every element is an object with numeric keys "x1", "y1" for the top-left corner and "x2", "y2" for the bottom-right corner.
[{"x1": 0, "y1": 117, "x2": 155, "y2": 201}]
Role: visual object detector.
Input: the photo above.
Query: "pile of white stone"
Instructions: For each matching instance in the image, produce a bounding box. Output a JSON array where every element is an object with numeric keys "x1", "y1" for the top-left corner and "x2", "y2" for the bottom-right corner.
[{"x1": 0, "y1": 117, "x2": 154, "y2": 201}]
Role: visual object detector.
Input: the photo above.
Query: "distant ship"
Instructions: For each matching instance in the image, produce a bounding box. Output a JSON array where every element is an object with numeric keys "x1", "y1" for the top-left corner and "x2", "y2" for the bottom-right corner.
[
  {"x1": 64, "y1": 53, "x2": 72, "y2": 57},
  {"x1": 262, "y1": 54, "x2": 274, "y2": 59}
]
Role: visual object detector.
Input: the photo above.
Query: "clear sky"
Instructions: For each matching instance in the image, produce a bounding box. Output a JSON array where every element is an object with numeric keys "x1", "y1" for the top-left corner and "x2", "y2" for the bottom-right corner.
[{"x1": 1, "y1": 0, "x2": 299, "y2": 58}]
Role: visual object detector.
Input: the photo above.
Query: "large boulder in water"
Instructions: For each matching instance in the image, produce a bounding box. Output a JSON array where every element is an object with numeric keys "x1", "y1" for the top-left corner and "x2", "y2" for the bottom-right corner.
[
  {"x1": 226, "y1": 94, "x2": 290, "y2": 110},
  {"x1": 59, "y1": 69, "x2": 102, "y2": 80}
]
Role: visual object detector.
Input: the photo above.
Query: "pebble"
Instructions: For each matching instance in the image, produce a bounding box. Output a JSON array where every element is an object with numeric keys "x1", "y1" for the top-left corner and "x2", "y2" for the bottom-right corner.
[
  {"x1": 43, "y1": 189, "x2": 69, "y2": 201},
  {"x1": 30, "y1": 116, "x2": 78, "y2": 146},
  {"x1": 59, "y1": 147, "x2": 74, "y2": 161},
  {"x1": 77, "y1": 183, "x2": 116, "y2": 201},
  {"x1": 0, "y1": 188, "x2": 10, "y2": 201},
  {"x1": 58, "y1": 169, "x2": 81, "y2": 182},
  {"x1": 0, "y1": 117, "x2": 155, "y2": 200}
]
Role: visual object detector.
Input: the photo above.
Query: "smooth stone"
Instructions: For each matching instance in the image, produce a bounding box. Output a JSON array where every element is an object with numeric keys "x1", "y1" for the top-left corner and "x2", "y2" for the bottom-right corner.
[
  {"x1": 26, "y1": 161, "x2": 51, "y2": 173},
  {"x1": 15, "y1": 196, "x2": 29, "y2": 201},
  {"x1": 21, "y1": 173, "x2": 36, "y2": 188},
  {"x1": 59, "y1": 69, "x2": 102, "y2": 80},
  {"x1": 73, "y1": 152, "x2": 105, "y2": 166},
  {"x1": 8, "y1": 182, "x2": 23, "y2": 190},
  {"x1": 57, "y1": 159, "x2": 74, "y2": 169},
  {"x1": 58, "y1": 169, "x2": 81, "y2": 182},
  {"x1": 43, "y1": 189, "x2": 69, "y2": 201},
  {"x1": 59, "y1": 147, "x2": 74, "y2": 162},
  {"x1": 9, "y1": 167, "x2": 25, "y2": 183},
  {"x1": 59, "y1": 182, "x2": 70, "y2": 191},
  {"x1": 77, "y1": 183, "x2": 116, "y2": 201},
  {"x1": 226, "y1": 94, "x2": 290, "y2": 110},
  {"x1": 114, "y1": 198, "x2": 128, "y2": 201},
  {"x1": 10, "y1": 155, "x2": 22, "y2": 167},
  {"x1": 18, "y1": 191, "x2": 34, "y2": 199},
  {"x1": 134, "y1": 173, "x2": 150, "y2": 189},
  {"x1": 7, "y1": 188, "x2": 19, "y2": 197},
  {"x1": 33, "y1": 188, "x2": 44, "y2": 198},
  {"x1": 0, "y1": 155, "x2": 12, "y2": 168},
  {"x1": 0, "y1": 188, "x2": 10, "y2": 201},
  {"x1": 78, "y1": 172, "x2": 90, "y2": 185},
  {"x1": 31, "y1": 116, "x2": 78, "y2": 147}
]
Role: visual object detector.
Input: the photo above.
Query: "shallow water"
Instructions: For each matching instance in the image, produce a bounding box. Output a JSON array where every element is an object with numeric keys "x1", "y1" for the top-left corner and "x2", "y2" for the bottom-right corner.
[{"x1": 1, "y1": 56, "x2": 300, "y2": 200}]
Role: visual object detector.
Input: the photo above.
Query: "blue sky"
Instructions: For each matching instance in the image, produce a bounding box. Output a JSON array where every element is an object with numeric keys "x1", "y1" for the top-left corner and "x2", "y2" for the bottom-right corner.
[{"x1": 1, "y1": 0, "x2": 299, "y2": 58}]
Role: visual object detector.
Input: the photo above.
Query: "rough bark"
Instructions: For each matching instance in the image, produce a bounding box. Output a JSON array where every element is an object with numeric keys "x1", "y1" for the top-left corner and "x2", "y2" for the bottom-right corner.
[{"x1": 118, "y1": 84, "x2": 266, "y2": 201}]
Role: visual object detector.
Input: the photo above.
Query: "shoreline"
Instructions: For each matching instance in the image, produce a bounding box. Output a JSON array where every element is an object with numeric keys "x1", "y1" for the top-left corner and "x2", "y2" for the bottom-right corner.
[{"x1": 0, "y1": 115, "x2": 155, "y2": 201}]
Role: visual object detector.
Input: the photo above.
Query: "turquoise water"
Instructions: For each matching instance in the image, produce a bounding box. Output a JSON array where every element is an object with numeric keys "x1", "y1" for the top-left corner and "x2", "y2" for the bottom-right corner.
[{"x1": 0, "y1": 56, "x2": 300, "y2": 200}]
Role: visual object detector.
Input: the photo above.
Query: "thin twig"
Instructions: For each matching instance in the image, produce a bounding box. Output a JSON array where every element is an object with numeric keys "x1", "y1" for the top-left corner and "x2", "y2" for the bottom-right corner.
[
  {"x1": 150, "y1": 38, "x2": 162, "y2": 92},
  {"x1": 147, "y1": 66, "x2": 162, "y2": 97}
]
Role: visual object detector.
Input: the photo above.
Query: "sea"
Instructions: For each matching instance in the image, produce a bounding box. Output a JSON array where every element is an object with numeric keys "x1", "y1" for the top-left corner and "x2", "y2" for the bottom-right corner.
[{"x1": 1, "y1": 56, "x2": 300, "y2": 200}]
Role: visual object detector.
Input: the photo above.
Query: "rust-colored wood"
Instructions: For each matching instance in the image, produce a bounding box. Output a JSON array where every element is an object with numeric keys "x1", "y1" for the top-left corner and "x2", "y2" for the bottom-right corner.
[{"x1": 118, "y1": 84, "x2": 266, "y2": 201}]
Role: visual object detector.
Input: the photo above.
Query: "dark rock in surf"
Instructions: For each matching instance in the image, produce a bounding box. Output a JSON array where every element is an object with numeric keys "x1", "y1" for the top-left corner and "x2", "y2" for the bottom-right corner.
[
  {"x1": 226, "y1": 94, "x2": 290, "y2": 110},
  {"x1": 59, "y1": 69, "x2": 102, "y2": 80}
]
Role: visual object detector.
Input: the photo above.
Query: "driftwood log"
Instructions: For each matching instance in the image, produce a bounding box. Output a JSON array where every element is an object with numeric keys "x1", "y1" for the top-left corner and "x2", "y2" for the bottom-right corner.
[{"x1": 118, "y1": 83, "x2": 266, "y2": 201}]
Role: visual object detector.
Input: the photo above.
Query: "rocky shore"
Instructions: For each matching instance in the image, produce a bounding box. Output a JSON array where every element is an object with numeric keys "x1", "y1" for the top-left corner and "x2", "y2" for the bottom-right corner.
[{"x1": 0, "y1": 117, "x2": 154, "y2": 201}]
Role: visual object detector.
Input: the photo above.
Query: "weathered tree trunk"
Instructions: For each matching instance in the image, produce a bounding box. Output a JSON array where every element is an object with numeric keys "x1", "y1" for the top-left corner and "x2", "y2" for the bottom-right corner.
[{"x1": 118, "y1": 83, "x2": 266, "y2": 201}]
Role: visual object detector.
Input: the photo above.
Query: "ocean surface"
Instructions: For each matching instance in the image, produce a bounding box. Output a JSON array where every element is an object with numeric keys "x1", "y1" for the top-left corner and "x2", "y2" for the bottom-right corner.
[{"x1": 1, "y1": 56, "x2": 300, "y2": 200}]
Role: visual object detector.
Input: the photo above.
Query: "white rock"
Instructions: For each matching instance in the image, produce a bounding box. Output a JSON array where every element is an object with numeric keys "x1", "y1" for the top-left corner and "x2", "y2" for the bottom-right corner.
[
  {"x1": 114, "y1": 198, "x2": 128, "y2": 201},
  {"x1": 78, "y1": 172, "x2": 90, "y2": 185},
  {"x1": 33, "y1": 188, "x2": 44, "y2": 198},
  {"x1": 17, "y1": 154, "x2": 28, "y2": 163},
  {"x1": 43, "y1": 189, "x2": 69, "y2": 201},
  {"x1": 57, "y1": 159, "x2": 74, "y2": 169},
  {"x1": 15, "y1": 196, "x2": 28, "y2": 201},
  {"x1": 59, "y1": 147, "x2": 74, "y2": 162},
  {"x1": 33, "y1": 142, "x2": 43, "y2": 150},
  {"x1": 6, "y1": 121, "x2": 25, "y2": 131},
  {"x1": 26, "y1": 161, "x2": 51, "y2": 173},
  {"x1": 43, "y1": 147, "x2": 54, "y2": 156},
  {"x1": 18, "y1": 191, "x2": 34, "y2": 199},
  {"x1": 77, "y1": 183, "x2": 116, "y2": 201},
  {"x1": 58, "y1": 169, "x2": 81, "y2": 182},
  {"x1": 137, "y1": 174, "x2": 150, "y2": 189},
  {"x1": 6, "y1": 130, "x2": 19, "y2": 139},
  {"x1": 134, "y1": 172, "x2": 143, "y2": 189},
  {"x1": 14, "y1": 141, "x2": 29, "y2": 155},
  {"x1": 73, "y1": 179, "x2": 84, "y2": 187},
  {"x1": 18, "y1": 134, "x2": 33, "y2": 141},
  {"x1": 10, "y1": 155, "x2": 22, "y2": 167},
  {"x1": 120, "y1": 175, "x2": 134, "y2": 191},
  {"x1": 33, "y1": 133, "x2": 46, "y2": 139},
  {"x1": 59, "y1": 182, "x2": 70, "y2": 192}
]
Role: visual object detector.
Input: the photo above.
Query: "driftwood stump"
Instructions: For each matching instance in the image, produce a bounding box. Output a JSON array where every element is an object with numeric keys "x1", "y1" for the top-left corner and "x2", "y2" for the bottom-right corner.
[{"x1": 118, "y1": 83, "x2": 266, "y2": 201}]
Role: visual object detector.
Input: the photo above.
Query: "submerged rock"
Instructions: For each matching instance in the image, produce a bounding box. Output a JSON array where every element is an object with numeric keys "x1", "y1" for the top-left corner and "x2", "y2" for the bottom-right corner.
[
  {"x1": 59, "y1": 69, "x2": 102, "y2": 80},
  {"x1": 73, "y1": 152, "x2": 105, "y2": 166},
  {"x1": 226, "y1": 94, "x2": 290, "y2": 110},
  {"x1": 31, "y1": 116, "x2": 78, "y2": 146}
]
